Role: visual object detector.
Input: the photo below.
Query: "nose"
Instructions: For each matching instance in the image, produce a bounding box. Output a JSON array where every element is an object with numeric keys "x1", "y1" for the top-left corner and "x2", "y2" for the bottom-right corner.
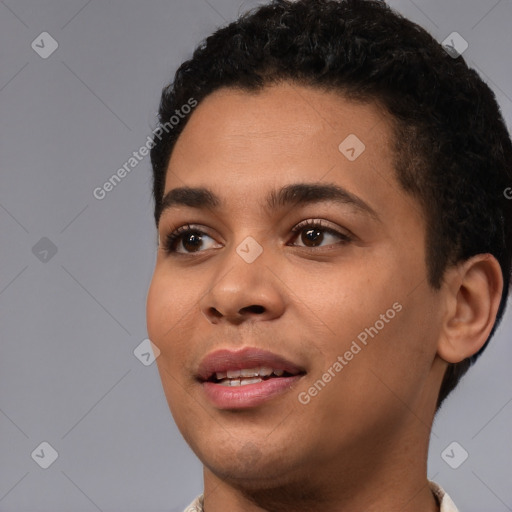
[{"x1": 199, "y1": 248, "x2": 286, "y2": 325}]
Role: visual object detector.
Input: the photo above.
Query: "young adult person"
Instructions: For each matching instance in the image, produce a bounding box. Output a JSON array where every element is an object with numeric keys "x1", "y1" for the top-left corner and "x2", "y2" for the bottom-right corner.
[{"x1": 146, "y1": 1, "x2": 512, "y2": 510}]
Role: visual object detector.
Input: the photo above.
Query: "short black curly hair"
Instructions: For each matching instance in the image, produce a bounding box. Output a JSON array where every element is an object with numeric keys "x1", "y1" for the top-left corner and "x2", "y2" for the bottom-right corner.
[{"x1": 150, "y1": 0, "x2": 512, "y2": 409}]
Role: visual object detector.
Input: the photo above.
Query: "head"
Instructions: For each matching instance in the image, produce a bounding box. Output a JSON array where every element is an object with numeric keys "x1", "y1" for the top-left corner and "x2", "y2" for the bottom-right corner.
[{"x1": 146, "y1": 0, "x2": 511, "y2": 498}]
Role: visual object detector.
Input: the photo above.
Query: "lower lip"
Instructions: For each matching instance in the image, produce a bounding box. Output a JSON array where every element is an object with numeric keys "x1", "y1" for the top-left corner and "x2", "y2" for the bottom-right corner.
[{"x1": 201, "y1": 376, "x2": 303, "y2": 409}]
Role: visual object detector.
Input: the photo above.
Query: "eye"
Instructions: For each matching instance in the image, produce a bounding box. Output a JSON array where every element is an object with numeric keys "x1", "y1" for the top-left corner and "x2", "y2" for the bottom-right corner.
[
  {"x1": 289, "y1": 219, "x2": 352, "y2": 248},
  {"x1": 162, "y1": 219, "x2": 352, "y2": 256},
  {"x1": 163, "y1": 224, "x2": 219, "y2": 254}
]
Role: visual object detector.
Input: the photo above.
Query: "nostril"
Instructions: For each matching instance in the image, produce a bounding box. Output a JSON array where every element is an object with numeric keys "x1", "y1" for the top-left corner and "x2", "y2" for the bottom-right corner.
[
  {"x1": 209, "y1": 308, "x2": 222, "y2": 318},
  {"x1": 245, "y1": 305, "x2": 265, "y2": 314}
]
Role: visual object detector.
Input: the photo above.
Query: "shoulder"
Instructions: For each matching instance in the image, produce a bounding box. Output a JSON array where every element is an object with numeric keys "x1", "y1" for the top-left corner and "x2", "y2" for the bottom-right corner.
[
  {"x1": 183, "y1": 493, "x2": 204, "y2": 512},
  {"x1": 429, "y1": 480, "x2": 460, "y2": 512}
]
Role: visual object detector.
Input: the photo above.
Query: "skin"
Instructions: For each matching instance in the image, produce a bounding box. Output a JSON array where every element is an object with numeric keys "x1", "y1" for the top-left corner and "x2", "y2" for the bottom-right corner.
[{"x1": 146, "y1": 82, "x2": 503, "y2": 512}]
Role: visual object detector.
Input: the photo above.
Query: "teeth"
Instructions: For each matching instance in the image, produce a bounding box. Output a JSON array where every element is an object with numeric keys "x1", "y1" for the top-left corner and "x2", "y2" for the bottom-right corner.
[
  {"x1": 240, "y1": 368, "x2": 259, "y2": 377},
  {"x1": 214, "y1": 366, "x2": 290, "y2": 383},
  {"x1": 259, "y1": 366, "x2": 273, "y2": 377},
  {"x1": 219, "y1": 379, "x2": 241, "y2": 387},
  {"x1": 240, "y1": 377, "x2": 263, "y2": 386},
  {"x1": 218, "y1": 377, "x2": 264, "y2": 387}
]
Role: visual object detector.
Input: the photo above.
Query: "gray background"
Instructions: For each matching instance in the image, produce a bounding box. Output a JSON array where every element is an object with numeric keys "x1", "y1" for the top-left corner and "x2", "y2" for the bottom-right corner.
[{"x1": 0, "y1": 0, "x2": 511, "y2": 510}]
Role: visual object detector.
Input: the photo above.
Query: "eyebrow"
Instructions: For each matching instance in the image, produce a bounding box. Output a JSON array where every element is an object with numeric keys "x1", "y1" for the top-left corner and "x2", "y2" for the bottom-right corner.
[{"x1": 158, "y1": 182, "x2": 380, "y2": 223}]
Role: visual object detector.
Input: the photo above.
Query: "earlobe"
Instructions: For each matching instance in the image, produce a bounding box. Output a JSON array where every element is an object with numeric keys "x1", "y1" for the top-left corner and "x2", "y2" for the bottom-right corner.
[{"x1": 437, "y1": 254, "x2": 503, "y2": 364}]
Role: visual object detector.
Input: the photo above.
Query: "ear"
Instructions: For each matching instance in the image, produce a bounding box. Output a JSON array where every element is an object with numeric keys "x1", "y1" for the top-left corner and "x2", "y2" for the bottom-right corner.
[{"x1": 437, "y1": 254, "x2": 503, "y2": 363}]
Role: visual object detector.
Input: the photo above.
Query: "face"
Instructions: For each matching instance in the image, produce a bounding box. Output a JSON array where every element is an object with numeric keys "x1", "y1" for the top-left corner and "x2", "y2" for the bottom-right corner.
[{"x1": 146, "y1": 82, "x2": 446, "y2": 491}]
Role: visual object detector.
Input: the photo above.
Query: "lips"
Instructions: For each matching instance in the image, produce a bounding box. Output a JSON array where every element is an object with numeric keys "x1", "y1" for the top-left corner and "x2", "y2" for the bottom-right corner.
[
  {"x1": 196, "y1": 346, "x2": 307, "y2": 409},
  {"x1": 196, "y1": 347, "x2": 306, "y2": 383}
]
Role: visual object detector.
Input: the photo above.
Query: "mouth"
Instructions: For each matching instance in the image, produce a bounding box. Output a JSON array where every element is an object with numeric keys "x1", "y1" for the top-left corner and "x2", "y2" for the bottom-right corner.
[
  {"x1": 196, "y1": 347, "x2": 307, "y2": 409},
  {"x1": 206, "y1": 366, "x2": 302, "y2": 386}
]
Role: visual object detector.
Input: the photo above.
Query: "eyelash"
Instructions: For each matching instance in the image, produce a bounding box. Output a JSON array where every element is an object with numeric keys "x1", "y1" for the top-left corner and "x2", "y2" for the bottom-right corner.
[{"x1": 162, "y1": 220, "x2": 352, "y2": 256}]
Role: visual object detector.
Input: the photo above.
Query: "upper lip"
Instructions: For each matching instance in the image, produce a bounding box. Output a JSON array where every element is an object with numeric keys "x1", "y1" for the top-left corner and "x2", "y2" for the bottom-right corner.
[{"x1": 196, "y1": 347, "x2": 307, "y2": 382}]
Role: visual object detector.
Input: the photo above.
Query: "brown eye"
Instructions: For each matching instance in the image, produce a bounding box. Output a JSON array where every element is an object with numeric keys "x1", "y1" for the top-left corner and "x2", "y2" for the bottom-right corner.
[
  {"x1": 290, "y1": 220, "x2": 352, "y2": 248},
  {"x1": 164, "y1": 225, "x2": 219, "y2": 254},
  {"x1": 301, "y1": 227, "x2": 325, "y2": 247},
  {"x1": 179, "y1": 231, "x2": 203, "y2": 252}
]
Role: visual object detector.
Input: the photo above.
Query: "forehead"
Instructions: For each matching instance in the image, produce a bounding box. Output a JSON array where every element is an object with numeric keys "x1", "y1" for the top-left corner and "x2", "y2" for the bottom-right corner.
[
  {"x1": 167, "y1": 83, "x2": 392, "y2": 172},
  {"x1": 163, "y1": 83, "x2": 414, "y2": 224}
]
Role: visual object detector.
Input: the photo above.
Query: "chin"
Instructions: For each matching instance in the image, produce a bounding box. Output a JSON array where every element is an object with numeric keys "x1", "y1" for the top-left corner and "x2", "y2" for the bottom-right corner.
[{"x1": 198, "y1": 439, "x2": 302, "y2": 487}]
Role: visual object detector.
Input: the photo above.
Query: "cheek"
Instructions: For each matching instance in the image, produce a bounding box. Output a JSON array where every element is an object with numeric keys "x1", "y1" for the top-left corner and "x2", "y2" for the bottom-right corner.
[
  {"x1": 146, "y1": 270, "x2": 199, "y2": 413},
  {"x1": 350, "y1": 290, "x2": 440, "y2": 407},
  {"x1": 146, "y1": 268, "x2": 194, "y2": 351},
  {"x1": 291, "y1": 262, "x2": 392, "y2": 346},
  {"x1": 300, "y1": 264, "x2": 433, "y2": 391},
  {"x1": 146, "y1": 272, "x2": 168, "y2": 343}
]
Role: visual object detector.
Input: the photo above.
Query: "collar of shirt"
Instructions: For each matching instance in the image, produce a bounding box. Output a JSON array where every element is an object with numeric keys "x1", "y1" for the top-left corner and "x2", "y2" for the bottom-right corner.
[{"x1": 182, "y1": 480, "x2": 459, "y2": 512}]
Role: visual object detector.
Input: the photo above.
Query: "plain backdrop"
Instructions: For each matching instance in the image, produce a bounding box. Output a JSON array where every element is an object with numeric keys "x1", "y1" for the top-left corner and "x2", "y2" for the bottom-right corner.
[{"x1": 0, "y1": 1, "x2": 511, "y2": 511}]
